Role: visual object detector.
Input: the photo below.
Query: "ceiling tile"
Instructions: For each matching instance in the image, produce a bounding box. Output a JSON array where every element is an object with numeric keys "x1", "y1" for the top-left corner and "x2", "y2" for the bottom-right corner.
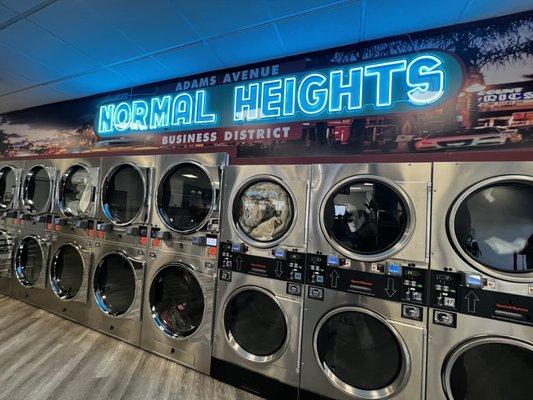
[
  {"x1": 0, "y1": 67, "x2": 32, "y2": 95},
  {"x1": 84, "y1": 0, "x2": 199, "y2": 53},
  {"x1": 110, "y1": 57, "x2": 176, "y2": 86},
  {"x1": 0, "y1": 85, "x2": 72, "y2": 113},
  {"x1": 47, "y1": 68, "x2": 134, "y2": 98},
  {"x1": 29, "y1": 0, "x2": 145, "y2": 65},
  {"x1": 362, "y1": 0, "x2": 467, "y2": 40},
  {"x1": 0, "y1": 3, "x2": 15, "y2": 23},
  {"x1": 458, "y1": 0, "x2": 532, "y2": 23},
  {"x1": 172, "y1": 0, "x2": 271, "y2": 38},
  {"x1": 0, "y1": 43, "x2": 63, "y2": 82},
  {"x1": 207, "y1": 24, "x2": 285, "y2": 67},
  {"x1": 0, "y1": 19, "x2": 100, "y2": 76},
  {"x1": 153, "y1": 42, "x2": 225, "y2": 78},
  {"x1": 0, "y1": 0, "x2": 45, "y2": 14},
  {"x1": 266, "y1": 0, "x2": 346, "y2": 18},
  {"x1": 276, "y1": 0, "x2": 362, "y2": 54}
]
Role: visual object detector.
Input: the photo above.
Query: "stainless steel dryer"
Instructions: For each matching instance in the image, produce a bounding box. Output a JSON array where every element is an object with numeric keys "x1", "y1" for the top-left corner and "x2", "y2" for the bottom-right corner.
[
  {"x1": 11, "y1": 226, "x2": 50, "y2": 307},
  {"x1": 44, "y1": 233, "x2": 93, "y2": 324},
  {"x1": 300, "y1": 162, "x2": 432, "y2": 400},
  {"x1": 140, "y1": 250, "x2": 215, "y2": 374},
  {"x1": 53, "y1": 157, "x2": 100, "y2": 238},
  {"x1": 87, "y1": 241, "x2": 146, "y2": 346},
  {"x1": 0, "y1": 226, "x2": 16, "y2": 295},
  {"x1": 96, "y1": 155, "x2": 153, "y2": 247},
  {"x1": 0, "y1": 160, "x2": 23, "y2": 227},
  {"x1": 20, "y1": 159, "x2": 58, "y2": 231},
  {"x1": 212, "y1": 164, "x2": 311, "y2": 399},
  {"x1": 150, "y1": 153, "x2": 227, "y2": 259}
]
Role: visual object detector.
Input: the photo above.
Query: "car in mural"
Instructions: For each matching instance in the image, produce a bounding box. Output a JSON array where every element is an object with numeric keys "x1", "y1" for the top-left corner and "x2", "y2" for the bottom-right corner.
[{"x1": 414, "y1": 126, "x2": 522, "y2": 151}]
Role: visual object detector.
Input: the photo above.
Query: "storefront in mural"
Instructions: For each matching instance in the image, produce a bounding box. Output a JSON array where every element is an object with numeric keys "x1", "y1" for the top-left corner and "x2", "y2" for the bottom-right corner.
[{"x1": 0, "y1": 11, "x2": 531, "y2": 159}]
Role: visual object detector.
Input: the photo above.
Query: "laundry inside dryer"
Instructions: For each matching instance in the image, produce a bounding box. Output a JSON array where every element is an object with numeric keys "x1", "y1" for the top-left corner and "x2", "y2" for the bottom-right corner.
[
  {"x1": 59, "y1": 165, "x2": 93, "y2": 217},
  {"x1": 50, "y1": 244, "x2": 84, "y2": 299}
]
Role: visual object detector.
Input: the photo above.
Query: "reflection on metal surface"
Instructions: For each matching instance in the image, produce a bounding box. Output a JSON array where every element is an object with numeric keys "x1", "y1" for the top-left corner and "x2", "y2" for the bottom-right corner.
[
  {"x1": 50, "y1": 244, "x2": 84, "y2": 300},
  {"x1": 15, "y1": 236, "x2": 44, "y2": 287},
  {"x1": 59, "y1": 164, "x2": 93, "y2": 218},
  {"x1": 22, "y1": 166, "x2": 53, "y2": 215}
]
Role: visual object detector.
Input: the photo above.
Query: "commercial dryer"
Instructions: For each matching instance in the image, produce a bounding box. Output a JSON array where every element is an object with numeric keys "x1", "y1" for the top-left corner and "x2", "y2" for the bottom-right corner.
[
  {"x1": 52, "y1": 157, "x2": 100, "y2": 238},
  {"x1": 212, "y1": 165, "x2": 310, "y2": 399},
  {"x1": 0, "y1": 226, "x2": 16, "y2": 295},
  {"x1": 0, "y1": 160, "x2": 23, "y2": 227},
  {"x1": 96, "y1": 155, "x2": 153, "y2": 247},
  {"x1": 140, "y1": 251, "x2": 215, "y2": 373},
  {"x1": 44, "y1": 233, "x2": 93, "y2": 324},
  {"x1": 149, "y1": 152, "x2": 227, "y2": 259},
  {"x1": 20, "y1": 160, "x2": 58, "y2": 231},
  {"x1": 87, "y1": 241, "x2": 146, "y2": 346},
  {"x1": 300, "y1": 162, "x2": 432, "y2": 400},
  {"x1": 11, "y1": 226, "x2": 51, "y2": 307},
  {"x1": 426, "y1": 161, "x2": 533, "y2": 399}
]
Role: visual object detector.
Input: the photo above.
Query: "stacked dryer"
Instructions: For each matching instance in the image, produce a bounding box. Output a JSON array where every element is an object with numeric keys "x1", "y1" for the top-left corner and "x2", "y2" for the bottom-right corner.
[
  {"x1": 86, "y1": 155, "x2": 153, "y2": 345},
  {"x1": 140, "y1": 153, "x2": 226, "y2": 374},
  {"x1": 0, "y1": 160, "x2": 23, "y2": 295},
  {"x1": 427, "y1": 162, "x2": 533, "y2": 400},
  {"x1": 43, "y1": 158, "x2": 100, "y2": 325},
  {"x1": 11, "y1": 160, "x2": 58, "y2": 307},
  {"x1": 300, "y1": 163, "x2": 432, "y2": 400},
  {"x1": 212, "y1": 165, "x2": 309, "y2": 398}
]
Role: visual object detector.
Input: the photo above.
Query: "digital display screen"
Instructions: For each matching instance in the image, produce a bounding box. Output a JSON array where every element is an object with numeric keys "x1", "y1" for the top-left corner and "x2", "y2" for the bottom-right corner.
[
  {"x1": 206, "y1": 235, "x2": 218, "y2": 247},
  {"x1": 334, "y1": 205, "x2": 347, "y2": 216},
  {"x1": 327, "y1": 254, "x2": 339, "y2": 266}
]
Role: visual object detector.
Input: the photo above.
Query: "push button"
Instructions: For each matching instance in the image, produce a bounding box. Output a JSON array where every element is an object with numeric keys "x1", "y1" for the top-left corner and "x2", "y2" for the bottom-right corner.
[
  {"x1": 286, "y1": 283, "x2": 302, "y2": 297},
  {"x1": 308, "y1": 286, "x2": 324, "y2": 301}
]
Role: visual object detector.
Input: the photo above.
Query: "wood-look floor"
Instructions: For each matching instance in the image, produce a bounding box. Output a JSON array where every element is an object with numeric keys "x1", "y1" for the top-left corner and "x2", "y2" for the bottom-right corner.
[{"x1": 0, "y1": 295, "x2": 261, "y2": 400}]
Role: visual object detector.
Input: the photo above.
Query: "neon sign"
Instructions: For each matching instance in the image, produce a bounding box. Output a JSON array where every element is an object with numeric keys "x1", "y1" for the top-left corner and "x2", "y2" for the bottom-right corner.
[{"x1": 95, "y1": 51, "x2": 463, "y2": 137}]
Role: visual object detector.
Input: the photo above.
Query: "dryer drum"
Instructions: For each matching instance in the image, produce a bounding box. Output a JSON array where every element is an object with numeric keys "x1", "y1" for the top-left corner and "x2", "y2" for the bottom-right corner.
[
  {"x1": 149, "y1": 264, "x2": 204, "y2": 339},
  {"x1": 224, "y1": 289, "x2": 288, "y2": 361},
  {"x1": 101, "y1": 164, "x2": 145, "y2": 225},
  {"x1": 59, "y1": 165, "x2": 93, "y2": 218},
  {"x1": 322, "y1": 179, "x2": 408, "y2": 256},
  {"x1": 23, "y1": 166, "x2": 52, "y2": 214},
  {"x1": 233, "y1": 179, "x2": 294, "y2": 244},
  {"x1": 157, "y1": 163, "x2": 214, "y2": 232},
  {"x1": 50, "y1": 244, "x2": 83, "y2": 299},
  {"x1": 0, "y1": 166, "x2": 16, "y2": 210},
  {"x1": 314, "y1": 309, "x2": 408, "y2": 397},
  {"x1": 0, "y1": 230, "x2": 13, "y2": 277},
  {"x1": 443, "y1": 338, "x2": 533, "y2": 400},
  {"x1": 93, "y1": 253, "x2": 136, "y2": 316},
  {"x1": 15, "y1": 237, "x2": 43, "y2": 286},
  {"x1": 451, "y1": 181, "x2": 533, "y2": 274}
]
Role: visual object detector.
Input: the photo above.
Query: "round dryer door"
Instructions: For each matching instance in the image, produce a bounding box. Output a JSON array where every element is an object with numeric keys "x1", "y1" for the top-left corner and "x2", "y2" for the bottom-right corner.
[
  {"x1": 0, "y1": 229, "x2": 14, "y2": 276},
  {"x1": 149, "y1": 264, "x2": 205, "y2": 339},
  {"x1": 93, "y1": 253, "x2": 136, "y2": 316},
  {"x1": 450, "y1": 179, "x2": 533, "y2": 277},
  {"x1": 59, "y1": 165, "x2": 94, "y2": 218},
  {"x1": 23, "y1": 166, "x2": 53, "y2": 214},
  {"x1": 50, "y1": 244, "x2": 84, "y2": 299},
  {"x1": 157, "y1": 163, "x2": 214, "y2": 233},
  {"x1": 0, "y1": 166, "x2": 17, "y2": 210},
  {"x1": 444, "y1": 337, "x2": 533, "y2": 400},
  {"x1": 314, "y1": 308, "x2": 409, "y2": 398},
  {"x1": 322, "y1": 178, "x2": 410, "y2": 260},
  {"x1": 223, "y1": 288, "x2": 288, "y2": 362},
  {"x1": 101, "y1": 164, "x2": 145, "y2": 225},
  {"x1": 233, "y1": 179, "x2": 294, "y2": 245},
  {"x1": 15, "y1": 237, "x2": 44, "y2": 286}
]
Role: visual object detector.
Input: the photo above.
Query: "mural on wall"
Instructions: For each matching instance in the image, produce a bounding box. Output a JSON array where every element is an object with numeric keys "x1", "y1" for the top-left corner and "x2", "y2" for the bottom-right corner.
[{"x1": 0, "y1": 11, "x2": 531, "y2": 160}]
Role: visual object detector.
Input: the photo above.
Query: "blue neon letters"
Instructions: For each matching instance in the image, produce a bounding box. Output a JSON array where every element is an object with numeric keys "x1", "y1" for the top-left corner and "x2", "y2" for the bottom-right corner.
[{"x1": 95, "y1": 52, "x2": 459, "y2": 136}]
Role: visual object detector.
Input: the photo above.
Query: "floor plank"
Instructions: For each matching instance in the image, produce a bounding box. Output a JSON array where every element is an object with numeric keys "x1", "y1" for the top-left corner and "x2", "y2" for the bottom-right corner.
[{"x1": 0, "y1": 295, "x2": 261, "y2": 400}]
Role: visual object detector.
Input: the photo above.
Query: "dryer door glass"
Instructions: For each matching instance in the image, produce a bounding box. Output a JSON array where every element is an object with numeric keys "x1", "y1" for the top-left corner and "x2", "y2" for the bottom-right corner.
[
  {"x1": 15, "y1": 237, "x2": 43, "y2": 286},
  {"x1": 447, "y1": 341, "x2": 532, "y2": 399},
  {"x1": 149, "y1": 264, "x2": 204, "y2": 338},
  {"x1": 157, "y1": 163, "x2": 214, "y2": 232},
  {"x1": 50, "y1": 244, "x2": 84, "y2": 299},
  {"x1": 316, "y1": 311, "x2": 403, "y2": 392},
  {"x1": 234, "y1": 180, "x2": 294, "y2": 243},
  {"x1": 24, "y1": 166, "x2": 52, "y2": 213},
  {"x1": 0, "y1": 167, "x2": 16, "y2": 210},
  {"x1": 224, "y1": 290, "x2": 287, "y2": 358},
  {"x1": 0, "y1": 230, "x2": 13, "y2": 277},
  {"x1": 93, "y1": 253, "x2": 136, "y2": 316},
  {"x1": 323, "y1": 180, "x2": 408, "y2": 255},
  {"x1": 102, "y1": 164, "x2": 145, "y2": 224},
  {"x1": 453, "y1": 182, "x2": 533, "y2": 273},
  {"x1": 60, "y1": 165, "x2": 93, "y2": 217}
]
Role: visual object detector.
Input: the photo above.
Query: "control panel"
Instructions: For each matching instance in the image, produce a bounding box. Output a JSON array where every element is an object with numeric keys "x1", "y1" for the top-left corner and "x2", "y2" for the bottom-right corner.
[
  {"x1": 430, "y1": 270, "x2": 533, "y2": 327},
  {"x1": 219, "y1": 242, "x2": 305, "y2": 283}
]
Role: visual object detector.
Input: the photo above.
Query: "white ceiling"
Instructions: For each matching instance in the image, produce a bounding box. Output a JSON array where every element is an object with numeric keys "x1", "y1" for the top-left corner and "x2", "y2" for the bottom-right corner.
[{"x1": 0, "y1": 0, "x2": 530, "y2": 114}]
